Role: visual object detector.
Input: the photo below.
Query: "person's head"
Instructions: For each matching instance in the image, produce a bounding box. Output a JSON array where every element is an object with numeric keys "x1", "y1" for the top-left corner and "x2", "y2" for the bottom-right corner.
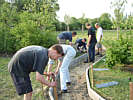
[
  {"x1": 72, "y1": 32, "x2": 77, "y2": 37},
  {"x1": 85, "y1": 23, "x2": 91, "y2": 29},
  {"x1": 95, "y1": 23, "x2": 100, "y2": 29},
  {"x1": 82, "y1": 38, "x2": 87, "y2": 43},
  {"x1": 48, "y1": 44, "x2": 64, "y2": 60}
]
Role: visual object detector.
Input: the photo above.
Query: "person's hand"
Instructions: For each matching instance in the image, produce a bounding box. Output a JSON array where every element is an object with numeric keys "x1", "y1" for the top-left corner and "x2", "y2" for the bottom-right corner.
[
  {"x1": 47, "y1": 72, "x2": 55, "y2": 80},
  {"x1": 54, "y1": 71, "x2": 58, "y2": 76},
  {"x1": 49, "y1": 81, "x2": 57, "y2": 87},
  {"x1": 87, "y1": 43, "x2": 90, "y2": 47},
  {"x1": 47, "y1": 75, "x2": 50, "y2": 80}
]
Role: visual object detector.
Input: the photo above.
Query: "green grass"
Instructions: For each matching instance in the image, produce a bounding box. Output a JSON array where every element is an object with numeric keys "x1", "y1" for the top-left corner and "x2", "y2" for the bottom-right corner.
[
  {"x1": 89, "y1": 58, "x2": 133, "y2": 100},
  {"x1": 73, "y1": 30, "x2": 119, "y2": 49}
]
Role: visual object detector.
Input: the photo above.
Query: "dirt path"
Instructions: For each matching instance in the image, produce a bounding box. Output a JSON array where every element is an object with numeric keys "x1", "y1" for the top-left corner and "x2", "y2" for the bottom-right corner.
[{"x1": 58, "y1": 55, "x2": 102, "y2": 100}]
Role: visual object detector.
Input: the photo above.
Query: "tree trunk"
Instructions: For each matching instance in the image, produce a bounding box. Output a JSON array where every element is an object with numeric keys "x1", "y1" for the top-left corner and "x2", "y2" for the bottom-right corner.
[
  {"x1": 67, "y1": 25, "x2": 69, "y2": 32},
  {"x1": 117, "y1": 26, "x2": 119, "y2": 40},
  {"x1": 82, "y1": 24, "x2": 84, "y2": 34}
]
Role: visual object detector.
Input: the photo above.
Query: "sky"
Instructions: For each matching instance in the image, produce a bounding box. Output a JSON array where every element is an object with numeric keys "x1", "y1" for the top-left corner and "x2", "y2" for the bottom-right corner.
[{"x1": 56, "y1": 0, "x2": 133, "y2": 22}]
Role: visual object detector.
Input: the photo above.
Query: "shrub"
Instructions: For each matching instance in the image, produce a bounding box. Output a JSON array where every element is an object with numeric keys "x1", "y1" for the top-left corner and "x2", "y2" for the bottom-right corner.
[{"x1": 105, "y1": 38, "x2": 132, "y2": 68}]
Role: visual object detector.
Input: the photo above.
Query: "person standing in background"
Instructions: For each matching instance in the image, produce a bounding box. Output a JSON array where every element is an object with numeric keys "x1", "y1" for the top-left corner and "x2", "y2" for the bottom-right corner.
[
  {"x1": 84, "y1": 23, "x2": 97, "y2": 63},
  {"x1": 95, "y1": 23, "x2": 103, "y2": 57}
]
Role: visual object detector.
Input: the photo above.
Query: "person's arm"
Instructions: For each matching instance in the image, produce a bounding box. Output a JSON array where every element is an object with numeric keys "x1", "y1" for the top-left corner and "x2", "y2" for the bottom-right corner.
[
  {"x1": 55, "y1": 61, "x2": 62, "y2": 75},
  {"x1": 36, "y1": 71, "x2": 56, "y2": 87},
  {"x1": 47, "y1": 64, "x2": 53, "y2": 80},
  {"x1": 83, "y1": 43, "x2": 87, "y2": 50},
  {"x1": 87, "y1": 35, "x2": 91, "y2": 47}
]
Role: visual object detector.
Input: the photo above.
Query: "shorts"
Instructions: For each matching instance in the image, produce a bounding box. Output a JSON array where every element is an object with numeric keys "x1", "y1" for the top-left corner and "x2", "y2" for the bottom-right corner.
[
  {"x1": 97, "y1": 42, "x2": 102, "y2": 48},
  {"x1": 10, "y1": 72, "x2": 33, "y2": 95}
]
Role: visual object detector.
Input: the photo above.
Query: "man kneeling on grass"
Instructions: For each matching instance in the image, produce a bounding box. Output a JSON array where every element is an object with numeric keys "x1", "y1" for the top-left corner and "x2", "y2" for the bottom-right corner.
[{"x1": 8, "y1": 45, "x2": 64, "y2": 100}]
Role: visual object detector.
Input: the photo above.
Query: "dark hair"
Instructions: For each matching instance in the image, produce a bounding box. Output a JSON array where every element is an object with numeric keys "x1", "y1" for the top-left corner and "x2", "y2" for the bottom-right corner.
[
  {"x1": 83, "y1": 38, "x2": 87, "y2": 42},
  {"x1": 50, "y1": 44, "x2": 64, "y2": 56},
  {"x1": 72, "y1": 32, "x2": 77, "y2": 35},
  {"x1": 85, "y1": 23, "x2": 91, "y2": 26}
]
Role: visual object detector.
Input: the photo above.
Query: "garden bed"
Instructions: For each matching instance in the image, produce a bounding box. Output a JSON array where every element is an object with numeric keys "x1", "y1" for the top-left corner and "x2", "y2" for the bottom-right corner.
[{"x1": 89, "y1": 58, "x2": 133, "y2": 100}]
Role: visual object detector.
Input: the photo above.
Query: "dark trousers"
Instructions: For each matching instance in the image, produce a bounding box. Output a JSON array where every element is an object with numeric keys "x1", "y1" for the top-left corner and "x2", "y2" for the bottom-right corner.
[{"x1": 88, "y1": 42, "x2": 96, "y2": 61}]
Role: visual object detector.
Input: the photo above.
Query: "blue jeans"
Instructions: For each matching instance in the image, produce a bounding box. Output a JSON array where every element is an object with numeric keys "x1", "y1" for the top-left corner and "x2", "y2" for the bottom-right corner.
[{"x1": 88, "y1": 42, "x2": 96, "y2": 61}]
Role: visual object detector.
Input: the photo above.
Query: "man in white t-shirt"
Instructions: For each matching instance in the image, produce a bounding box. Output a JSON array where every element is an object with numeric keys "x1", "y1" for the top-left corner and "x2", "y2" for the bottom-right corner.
[{"x1": 95, "y1": 23, "x2": 103, "y2": 56}]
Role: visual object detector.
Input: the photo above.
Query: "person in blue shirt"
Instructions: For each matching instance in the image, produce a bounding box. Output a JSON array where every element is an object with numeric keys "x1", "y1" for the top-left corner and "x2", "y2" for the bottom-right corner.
[
  {"x1": 57, "y1": 31, "x2": 77, "y2": 45},
  {"x1": 75, "y1": 38, "x2": 87, "y2": 52}
]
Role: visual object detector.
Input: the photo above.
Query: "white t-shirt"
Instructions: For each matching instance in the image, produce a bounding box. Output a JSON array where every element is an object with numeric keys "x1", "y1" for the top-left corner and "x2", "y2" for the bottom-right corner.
[{"x1": 96, "y1": 27, "x2": 103, "y2": 42}]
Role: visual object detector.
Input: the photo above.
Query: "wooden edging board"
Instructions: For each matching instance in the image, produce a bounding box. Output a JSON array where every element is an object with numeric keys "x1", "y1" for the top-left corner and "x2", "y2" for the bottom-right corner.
[{"x1": 86, "y1": 56, "x2": 106, "y2": 100}]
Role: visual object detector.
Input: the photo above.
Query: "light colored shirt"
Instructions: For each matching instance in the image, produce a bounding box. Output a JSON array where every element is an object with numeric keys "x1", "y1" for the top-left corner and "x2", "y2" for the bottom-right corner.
[
  {"x1": 48, "y1": 44, "x2": 75, "y2": 64},
  {"x1": 96, "y1": 27, "x2": 103, "y2": 42}
]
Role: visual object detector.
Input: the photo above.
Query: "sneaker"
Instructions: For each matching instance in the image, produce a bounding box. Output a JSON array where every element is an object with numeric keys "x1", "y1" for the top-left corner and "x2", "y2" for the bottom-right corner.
[
  {"x1": 90, "y1": 60, "x2": 94, "y2": 63},
  {"x1": 66, "y1": 82, "x2": 71, "y2": 86},
  {"x1": 61, "y1": 89, "x2": 68, "y2": 93},
  {"x1": 99, "y1": 54, "x2": 103, "y2": 57},
  {"x1": 96, "y1": 52, "x2": 99, "y2": 55},
  {"x1": 84, "y1": 60, "x2": 88, "y2": 63},
  {"x1": 84, "y1": 59, "x2": 88, "y2": 63}
]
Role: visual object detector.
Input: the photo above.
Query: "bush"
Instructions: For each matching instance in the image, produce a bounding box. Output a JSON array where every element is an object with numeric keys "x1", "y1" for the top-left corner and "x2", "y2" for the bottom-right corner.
[{"x1": 105, "y1": 38, "x2": 132, "y2": 68}]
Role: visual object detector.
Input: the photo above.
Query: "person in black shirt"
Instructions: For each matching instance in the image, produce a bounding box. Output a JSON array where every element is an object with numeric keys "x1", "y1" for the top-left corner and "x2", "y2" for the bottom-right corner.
[
  {"x1": 8, "y1": 45, "x2": 64, "y2": 100},
  {"x1": 75, "y1": 38, "x2": 87, "y2": 52},
  {"x1": 84, "y1": 23, "x2": 97, "y2": 63}
]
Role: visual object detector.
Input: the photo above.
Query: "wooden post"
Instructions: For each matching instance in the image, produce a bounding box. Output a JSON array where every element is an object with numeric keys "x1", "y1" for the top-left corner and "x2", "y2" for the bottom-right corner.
[
  {"x1": 52, "y1": 74, "x2": 58, "y2": 100},
  {"x1": 130, "y1": 82, "x2": 133, "y2": 100},
  {"x1": 41, "y1": 85, "x2": 45, "y2": 100},
  {"x1": 91, "y1": 64, "x2": 94, "y2": 88},
  {"x1": 53, "y1": 86, "x2": 58, "y2": 100}
]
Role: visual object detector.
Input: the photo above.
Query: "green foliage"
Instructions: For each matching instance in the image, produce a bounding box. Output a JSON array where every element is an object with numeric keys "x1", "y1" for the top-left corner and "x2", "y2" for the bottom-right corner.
[
  {"x1": 70, "y1": 17, "x2": 81, "y2": 30},
  {"x1": 0, "y1": 0, "x2": 59, "y2": 54},
  {"x1": 99, "y1": 13, "x2": 113, "y2": 30},
  {"x1": 105, "y1": 37, "x2": 132, "y2": 67}
]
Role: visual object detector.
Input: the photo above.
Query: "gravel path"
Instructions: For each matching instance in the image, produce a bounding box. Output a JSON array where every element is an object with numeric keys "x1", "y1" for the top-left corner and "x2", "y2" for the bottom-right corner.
[{"x1": 57, "y1": 55, "x2": 102, "y2": 100}]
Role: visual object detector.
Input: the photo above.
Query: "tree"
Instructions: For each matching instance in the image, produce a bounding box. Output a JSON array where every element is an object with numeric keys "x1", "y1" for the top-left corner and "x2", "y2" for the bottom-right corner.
[
  {"x1": 90, "y1": 18, "x2": 99, "y2": 28},
  {"x1": 0, "y1": 2, "x2": 18, "y2": 53},
  {"x1": 110, "y1": 0, "x2": 127, "y2": 39},
  {"x1": 0, "y1": 0, "x2": 60, "y2": 53},
  {"x1": 70, "y1": 17, "x2": 81, "y2": 30},
  {"x1": 79, "y1": 13, "x2": 86, "y2": 34},
  {"x1": 99, "y1": 13, "x2": 113, "y2": 30},
  {"x1": 64, "y1": 14, "x2": 71, "y2": 32}
]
